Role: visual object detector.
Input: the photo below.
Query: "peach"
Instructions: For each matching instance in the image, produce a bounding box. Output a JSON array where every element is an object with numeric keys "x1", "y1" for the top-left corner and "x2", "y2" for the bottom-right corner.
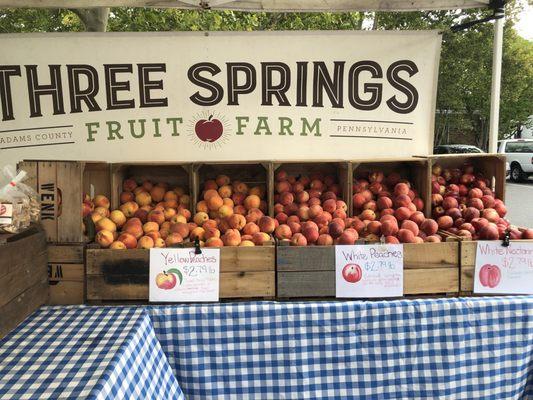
[
  {"x1": 494, "y1": 203, "x2": 507, "y2": 218},
  {"x1": 276, "y1": 212, "x2": 289, "y2": 225},
  {"x1": 205, "y1": 237, "x2": 224, "y2": 247},
  {"x1": 352, "y1": 194, "x2": 366, "y2": 209},
  {"x1": 332, "y1": 209, "x2": 347, "y2": 220},
  {"x1": 243, "y1": 222, "x2": 260, "y2": 236},
  {"x1": 93, "y1": 195, "x2": 110, "y2": 209},
  {"x1": 442, "y1": 196, "x2": 458, "y2": 210},
  {"x1": 137, "y1": 236, "x2": 154, "y2": 249},
  {"x1": 120, "y1": 191, "x2": 135, "y2": 204},
  {"x1": 252, "y1": 232, "x2": 271, "y2": 246},
  {"x1": 401, "y1": 220, "x2": 419, "y2": 236},
  {"x1": 165, "y1": 233, "x2": 184, "y2": 247},
  {"x1": 196, "y1": 200, "x2": 208, "y2": 213},
  {"x1": 96, "y1": 229, "x2": 115, "y2": 248},
  {"x1": 169, "y1": 222, "x2": 189, "y2": 239},
  {"x1": 162, "y1": 191, "x2": 176, "y2": 204},
  {"x1": 385, "y1": 236, "x2": 400, "y2": 244},
  {"x1": 394, "y1": 207, "x2": 412, "y2": 222},
  {"x1": 302, "y1": 226, "x2": 319, "y2": 244},
  {"x1": 163, "y1": 207, "x2": 177, "y2": 221},
  {"x1": 275, "y1": 224, "x2": 292, "y2": 240},
  {"x1": 259, "y1": 200, "x2": 268, "y2": 213},
  {"x1": 216, "y1": 205, "x2": 232, "y2": 219},
  {"x1": 146, "y1": 231, "x2": 161, "y2": 241},
  {"x1": 204, "y1": 227, "x2": 221, "y2": 240},
  {"x1": 108, "y1": 210, "x2": 126, "y2": 228},
  {"x1": 468, "y1": 188, "x2": 483, "y2": 199},
  {"x1": 140, "y1": 180, "x2": 152, "y2": 191},
  {"x1": 233, "y1": 205, "x2": 246, "y2": 215},
  {"x1": 309, "y1": 189, "x2": 322, "y2": 199},
  {"x1": 381, "y1": 220, "x2": 399, "y2": 237},
  {"x1": 409, "y1": 211, "x2": 425, "y2": 226},
  {"x1": 109, "y1": 241, "x2": 127, "y2": 250},
  {"x1": 317, "y1": 234, "x2": 334, "y2": 246},
  {"x1": 328, "y1": 220, "x2": 344, "y2": 238},
  {"x1": 481, "y1": 208, "x2": 500, "y2": 223},
  {"x1": 93, "y1": 206, "x2": 109, "y2": 218},
  {"x1": 204, "y1": 180, "x2": 218, "y2": 191},
  {"x1": 135, "y1": 192, "x2": 151, "y2": 207},
  {"x1": 287, "y1": 221, "x2": 301, "y2": 234},
  {"x1": 213, "y1": 174, "x2": 229, "y2": 187},
  {"x1": 142, "y1": 221, "x2": 159, "y2": 234},
  {"x1": 412, "y1": 236, "x2": 424, "y2": 244},
  {"x1": 193, "y1": 212, "x2": 209, "y2": 226},
  {"x1": 245, "y1": 208, "x2": 262, "y2": 224},
  {"x1": 279, "y1": 192, "x2": 294, "y2": 207},
  {"x1": 149, "y1": 186, "x2": 165, "y2": 203},
  {"x1": 367, "y1": 221, "x2": 382, "y2": 235},
  {"x1": 276, "y1": 170, "x2": 288, "y2": 181},
  {"x1": 296, "y1": 191, "x2": 310, "y2": 204},
  {"x1": 276, "y1": 181, "x2": 291, "y2": 193},
  {"x1": 308, "y1": 197, "x2": 321, "y2": 207},
  {"x1": 249, "y1": 186, "x2": 264, "y2": 197},
  {"x1": 222, "y1": 198, "x2": 234, "y2": 208},
  {"x1": 179, "y1": 195, "x2": 190, "y2": 207},
  {"x1": 222, "y1": 229, "x2": 241, "y2": 246},
  {"x1": 95, "y1": 217, "x2": 117, "y2": 233},
  {"x1": 204, "y1": 189, "x2": 219, "y2": 201},
  {"x1": 393, "y1": 194, "x2": 411, "y2": 209},
  {"x1": 228, "y1": 214, "x2": 246, "y2": 230},
  {"x1": 164, "y1": 199, "x2": 179, "y2": 209},
  {"x1": 234, "y1": 182, "x2": 248, "y2": 195},
  {"x1": 134, "y1": 208, "x2": 149, "y2": 223},
  {"x1": 481, "y1": 195, "x2": 495, "y2": 209},
  {"x1": 437, "y1": 215, "x2": 454, "y2": 230},
  {"x1": 297, "y1": 206, "x2": 310, "y2": 221},
  {"x1": 170, "y1": 214, "x2": 187, "y2": 225},
  {"x1": 218, "y1": 185, "x2": 233, "y2": 199},
  {"x1": 359, "y1": 209, "x2": 376, "y2": 221},
  {"x1": 337, "y1": 229, "x2": 358, "y2": 245},
  {"x1": 398, "y1": 229, "x2": 415, "y2": 243},
  {"x1": 467, "y1": 198, "x2": 484, "y2": 210},
  {"x1": 148, "y1": 210, "x2": 165, "y2": 225},
  {"x1": 244, "y1": 195, "x2": 261, "y2": 210},
  {"x1": 377, "y1": 197, "x2": 393, "y2": 210},
  {"x1": 413, "y1": 197, "x2": 424, "y2": 211},
  {"x1": 153, "y1": 238, "x2": 166, "y2": 248},
  {"x1": 116, "y1": 232, "x2": 136, "y2": 249},
  {"x1": 133, "y1": 186, "x2": 146, "y2": 196},
  {"x1": 231, "y1": 193, "x2": 246, "y2": 206},
  {"x1": 258, "y1": 216, "x2": 276, "y2": 233},
  {"x1": 522, "y1": 229, "x2": 533, "y2": 239},
  {"x1": 307, "y1": 205, "x2": 322, "y2": 219},
  {"x1": 190, "y1": 227, "x2": 206, "y2": 241},
  {"x1": 207, "y1": 195, "x2": 224, "y2": 211},
  {"x1": 239, "y1": 240, "x2": 254, "y2": 247},
  {"x1": 122, "y1": 179, "x2": 137, "y2": 192},
  {"x1": 479, "y1": 224, "x2": 499, "y2": 240},
  {"x1": 321, "y1": 199, "x2": 336, "y2": 214},
  {"x1": 394, "y1": 183, "x2": 410, "y2": 196},
  {"x1": 290, "y1": 233, "x2": 307, "y2": 246}
]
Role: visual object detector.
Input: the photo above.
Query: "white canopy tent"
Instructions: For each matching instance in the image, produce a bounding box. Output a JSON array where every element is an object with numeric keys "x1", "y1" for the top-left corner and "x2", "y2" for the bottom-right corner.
[{"x1": 0, "y1": 0, "x2": 504, "y2": 152}]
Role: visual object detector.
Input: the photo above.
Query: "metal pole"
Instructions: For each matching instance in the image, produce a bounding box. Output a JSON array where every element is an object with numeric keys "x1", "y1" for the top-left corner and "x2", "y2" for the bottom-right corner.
[{"x1": 488, "y1": 7, "x2": 504, "y2": 153}]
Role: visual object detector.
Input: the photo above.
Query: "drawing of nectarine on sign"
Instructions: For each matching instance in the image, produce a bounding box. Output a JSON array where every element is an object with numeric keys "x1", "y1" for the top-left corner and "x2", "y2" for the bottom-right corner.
[
  {"x1": 155, "y1": 268, "x2": 183, "y2": 290},
  {"x1": 478, "y1": 264, "x2": 501, "y2": 288},
  {"x1": 342, "y1": 263, "x2": 362, "y2": 283}
]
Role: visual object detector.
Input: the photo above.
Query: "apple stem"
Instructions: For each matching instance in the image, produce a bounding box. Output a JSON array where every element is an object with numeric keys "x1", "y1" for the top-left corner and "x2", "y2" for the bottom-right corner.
[{"x1": 208, "y1": 115, "x2": 213, "y2": 121}]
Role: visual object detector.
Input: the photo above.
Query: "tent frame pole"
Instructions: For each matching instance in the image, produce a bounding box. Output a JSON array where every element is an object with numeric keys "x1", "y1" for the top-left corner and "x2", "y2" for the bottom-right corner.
[{"x1": 488, "y1": 8, "x2": 504, "y2": 153}]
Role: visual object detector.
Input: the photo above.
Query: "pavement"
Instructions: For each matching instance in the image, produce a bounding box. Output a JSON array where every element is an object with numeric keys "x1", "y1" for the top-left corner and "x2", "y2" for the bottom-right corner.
[{"x1": 505, "y1": 179, "x2": 533, "y2": 228}]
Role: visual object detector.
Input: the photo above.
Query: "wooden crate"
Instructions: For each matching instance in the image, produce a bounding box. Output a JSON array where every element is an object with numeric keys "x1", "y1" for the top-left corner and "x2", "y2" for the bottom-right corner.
[
  {"x1": 86, "y1": 245, "x2": 275, "y2": 302},
  {"x1": 426, "y1": 154, "x2": 507, "y2": 201},
  {"x1": 48, "y1": 244, "x2": 85, "y2": 305},
  {"x1": 351, "y1": 158, "x2": 431, "y2": 217},
  {"x1": 272, "y1": 161, "x2": 351, "y2": 217},
  {"x1": 0, "y1": 225, "x2": 48, "y2": 339},
  {"x1": 277, "y1": 242, "x2": 459, "y2": 298},
  {"x1": 193, "y1": 162, "x2": 271, "y2": 215},
  {"x1": 18, "y1": 161, "x2": 110, "y2": 243}
]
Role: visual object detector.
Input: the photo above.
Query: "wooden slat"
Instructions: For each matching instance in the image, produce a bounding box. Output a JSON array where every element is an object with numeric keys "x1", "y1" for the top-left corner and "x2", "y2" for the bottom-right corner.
[
  {"x1": 87, "y1": 271, "x2": 275, "y2": 300},
  {"x1": 0, "y1": 248, "x2": 47, "y2": 306},
  {"x1": 57, "y1": 162, "x2": 83, "y2": 243},
  {"x1": 48, "y1": 245, "x2": 84, "y2": 264},
  {"x1": 37, "y1": 161, "x2": 58, "y2": 242},
  {"x1": 48, "y1": 280, "x2": 84, "y2": 305},
  {"x1": 0, "y1": 228, "x2": 47, "y2": 279},
  {"x1": 48, "y1": 263, "x2": 84, "y2": 282},
  {"x1": 0, "y1": 280, "x2": 48, "y2": 339},
  {"x1": 277, "y1": 246, "x2": 335, "y2": 272},
  {"x1": 403, "y1": 242, "x2": 459, "y2": 269},
  {"x1": 404, "y1": 267, "x2": 458, "y2": 294}
]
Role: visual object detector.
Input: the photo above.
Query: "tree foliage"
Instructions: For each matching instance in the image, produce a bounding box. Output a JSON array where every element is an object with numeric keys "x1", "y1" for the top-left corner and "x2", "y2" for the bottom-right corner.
[{"x1": 0, "y1": 4, "x2": 531, "y2": 146}]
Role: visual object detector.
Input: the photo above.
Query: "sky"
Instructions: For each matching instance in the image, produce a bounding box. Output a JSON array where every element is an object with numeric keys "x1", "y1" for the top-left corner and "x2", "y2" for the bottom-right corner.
[{"x1": 515, "y1": 0, "x2": 532, "y2": 40}]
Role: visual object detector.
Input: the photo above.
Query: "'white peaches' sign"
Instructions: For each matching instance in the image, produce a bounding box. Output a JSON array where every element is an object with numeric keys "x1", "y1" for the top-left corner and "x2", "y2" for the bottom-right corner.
[{"x1": 0, "y1": 31, "x2": 441, "y2": 165}]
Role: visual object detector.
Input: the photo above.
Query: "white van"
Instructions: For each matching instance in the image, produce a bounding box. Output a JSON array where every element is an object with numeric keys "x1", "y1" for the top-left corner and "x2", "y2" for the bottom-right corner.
[{"x1": 498, "y1": 139, "x2": 533, "y2": 182}]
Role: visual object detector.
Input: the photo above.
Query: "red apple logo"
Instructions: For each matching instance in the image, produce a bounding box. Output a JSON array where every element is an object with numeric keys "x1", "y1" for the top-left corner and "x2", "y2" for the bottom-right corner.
[
  {"x1": 195, "y1": 115, "x2": 223, "y2": 142},
  {"x1": 342, "y1": 263, "x2": 362, "y2": 283},
  {"x1": 479, "y1": 264, "x2": 501, "y2": 288}
]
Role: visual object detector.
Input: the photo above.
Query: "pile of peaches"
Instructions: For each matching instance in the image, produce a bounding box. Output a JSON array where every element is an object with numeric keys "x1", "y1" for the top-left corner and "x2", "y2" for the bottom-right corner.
[
  {"x1": 84, "y1": 175, "x2": 275, "y2": 249},
  {"x1": 430, "y1": 163, "x2": 532, "y2": 240}
]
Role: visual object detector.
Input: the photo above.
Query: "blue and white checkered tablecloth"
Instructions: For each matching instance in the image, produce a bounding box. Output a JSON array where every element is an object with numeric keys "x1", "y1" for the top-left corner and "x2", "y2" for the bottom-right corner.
[
  {"x1": 0, "y1": 307, "x2": 183, "y2": 400},
  {"x1": 148, "y1": 297, "x2": 533, "y2": 400}
]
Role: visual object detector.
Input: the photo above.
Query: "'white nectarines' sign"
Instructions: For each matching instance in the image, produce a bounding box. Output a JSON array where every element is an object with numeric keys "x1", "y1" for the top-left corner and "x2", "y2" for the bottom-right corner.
[
  {"x1": 335, "y1": 244, "x2": 403, "y2": 298},
  {"x1": 0, "y1": 31, "x2": 441, "y2": 166},
  {"x1": 149, "y1": 247, "x2": 220, "y2": 302},
  {"x1": 474, "y1": 241, "x2": 533, "y2": 295}
]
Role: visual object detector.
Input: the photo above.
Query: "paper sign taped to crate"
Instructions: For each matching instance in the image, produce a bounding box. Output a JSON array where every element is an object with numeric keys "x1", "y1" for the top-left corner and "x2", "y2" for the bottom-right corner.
[
  {"x1": 335, "y1": 244, "x2": 403, "y2": 298},
  {"x1": 149, "y1": 248, "x2": 220, "y2": 302},
  {"x1": 474, "y1": 241, "x2": 533, "y2": 295}
]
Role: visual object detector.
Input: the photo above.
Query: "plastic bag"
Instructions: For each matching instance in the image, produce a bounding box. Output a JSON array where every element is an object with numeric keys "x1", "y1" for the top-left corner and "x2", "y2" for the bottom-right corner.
[{"x1": 0, "y1": 166, "x2": 40, "y2": 233}]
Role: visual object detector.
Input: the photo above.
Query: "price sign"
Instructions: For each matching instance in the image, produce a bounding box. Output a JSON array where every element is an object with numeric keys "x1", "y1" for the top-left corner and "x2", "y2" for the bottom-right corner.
[
  {"x1": 474, "y1": 241, "x2": 533, "y2": 294},
  {"x1": 335, "y1": 244, "x2": 403, "y2": 298},
  {"x1": 149, "y1": 248, "x2": 220, "y2": 302}
]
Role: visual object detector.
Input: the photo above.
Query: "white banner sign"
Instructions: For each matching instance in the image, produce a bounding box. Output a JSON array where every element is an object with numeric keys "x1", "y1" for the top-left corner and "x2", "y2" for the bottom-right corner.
[
  {"x1": 0, "y1": 31, "x2": 441, "y2": 167},
  {"x1": 149, "y1": 247, "x2": 220, "y2": 302},
  {"x1": 474, "y1": 241, "x2": 533, "y2": 295},
  {"x1": 335, "y1": 244, "x2": 403, "y2": 298}
]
